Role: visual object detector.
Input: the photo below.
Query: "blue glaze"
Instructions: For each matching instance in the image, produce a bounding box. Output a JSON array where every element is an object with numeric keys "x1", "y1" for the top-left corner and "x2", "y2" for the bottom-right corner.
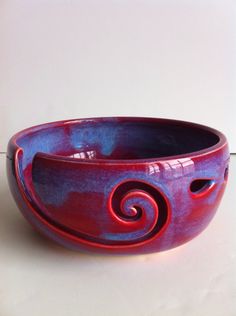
[
  {"x1": 33, "y1": 166, "x2": 172, "y2": 208},
  {"x1": 70, "y1": 122, "x2": 119, "y2": 156},
  {"x1": 31, "y1": 151, "x2": 227, "y2": 243},
  {"x1": 18, "y1": 127, "x2": 70, "y2": 170},
  {"x1": 18, "y1": 119, "x2": 221, "y2": 170},
  {"x1": 8, "y1": 117, "x2": 229, "y2": 252}
]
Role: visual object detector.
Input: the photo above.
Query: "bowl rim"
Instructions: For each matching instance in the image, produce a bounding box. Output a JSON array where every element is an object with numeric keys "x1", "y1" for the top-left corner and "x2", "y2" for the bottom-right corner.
[{"x1": 9, "y1": 116, "x2": 228, "y2": 164}]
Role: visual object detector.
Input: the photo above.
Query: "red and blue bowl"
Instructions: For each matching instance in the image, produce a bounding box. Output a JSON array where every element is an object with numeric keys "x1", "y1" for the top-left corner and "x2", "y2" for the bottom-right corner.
[{"x1": 7, "y1": 117, "x2": 229, "y2": 254}]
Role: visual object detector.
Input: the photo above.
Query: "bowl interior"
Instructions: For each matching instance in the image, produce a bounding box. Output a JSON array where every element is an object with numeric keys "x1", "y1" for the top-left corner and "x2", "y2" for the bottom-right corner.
[{"x1": 16, "y1": 118, "x2": 220, "y2": 171}]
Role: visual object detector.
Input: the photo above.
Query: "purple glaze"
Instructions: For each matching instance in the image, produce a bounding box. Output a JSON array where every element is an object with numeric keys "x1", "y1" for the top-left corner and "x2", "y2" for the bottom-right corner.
[{"x1": 7, "y1": 117, "x2": 229, "y2": 254}]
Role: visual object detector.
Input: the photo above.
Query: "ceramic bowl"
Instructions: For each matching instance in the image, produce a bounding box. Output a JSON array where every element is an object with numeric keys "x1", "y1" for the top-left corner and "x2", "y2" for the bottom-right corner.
[{"x1": 7, "y1": 117, "x2": 229, "y2": 254}]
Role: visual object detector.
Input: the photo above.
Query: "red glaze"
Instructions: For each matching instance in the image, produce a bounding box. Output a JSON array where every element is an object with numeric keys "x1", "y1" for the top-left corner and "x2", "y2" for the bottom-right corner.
[{"x1": 7, "y1": 117, "x2": 229, "y2": 254}]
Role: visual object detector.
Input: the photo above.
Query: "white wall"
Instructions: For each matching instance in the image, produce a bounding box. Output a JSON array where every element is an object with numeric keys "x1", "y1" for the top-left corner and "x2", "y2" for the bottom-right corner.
[{"x1": 0, "y1": 0, "x2": 235, "y2": 151}]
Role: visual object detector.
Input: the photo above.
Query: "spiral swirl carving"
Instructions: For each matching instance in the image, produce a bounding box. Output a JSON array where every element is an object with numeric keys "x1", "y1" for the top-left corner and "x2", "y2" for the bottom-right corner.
[
  {"x1": 30, "y1": 148, "x2": 170, "y2": 246},
  {"x1": 109, "y1": 181, "x2": 169, "y2": 244}
]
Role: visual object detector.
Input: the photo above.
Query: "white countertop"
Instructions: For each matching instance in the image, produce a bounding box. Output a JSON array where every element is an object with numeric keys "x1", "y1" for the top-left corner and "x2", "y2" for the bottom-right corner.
[{"x1": 0, "y1": 154, "x2": 235, "y2": 316}]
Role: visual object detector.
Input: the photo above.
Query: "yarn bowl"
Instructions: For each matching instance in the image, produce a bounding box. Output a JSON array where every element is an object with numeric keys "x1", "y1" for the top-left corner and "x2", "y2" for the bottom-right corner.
[{"x1": 7, "y1": 117, "x2": 229, "y2": 255}]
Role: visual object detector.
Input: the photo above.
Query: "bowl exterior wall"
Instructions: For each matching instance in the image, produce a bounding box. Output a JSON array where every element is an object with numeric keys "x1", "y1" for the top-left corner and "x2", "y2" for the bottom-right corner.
[{"x1": 7, "y1": 119, "x2": 230, "y2": 254}]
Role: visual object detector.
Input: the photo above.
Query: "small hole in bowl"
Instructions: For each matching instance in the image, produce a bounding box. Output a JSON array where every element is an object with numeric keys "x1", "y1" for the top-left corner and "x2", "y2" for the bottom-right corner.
[
  {"x1": 190, "y1": 179, "x2": 214, "y2": 195},
  {"x1": 224, "y1": 166, "x2": 229, "y2": 181}
]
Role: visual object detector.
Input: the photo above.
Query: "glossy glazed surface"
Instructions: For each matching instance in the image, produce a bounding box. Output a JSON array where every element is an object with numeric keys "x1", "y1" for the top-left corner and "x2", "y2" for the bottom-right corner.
[{"x1": 7, "y1": 117, "x2": 229, "y2": 254}]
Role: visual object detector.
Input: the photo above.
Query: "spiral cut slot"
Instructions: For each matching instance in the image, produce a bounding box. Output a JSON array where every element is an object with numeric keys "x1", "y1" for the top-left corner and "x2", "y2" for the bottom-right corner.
[
  {"x1": 31, "y1": 149, "x2": 170, "y2": 246},
  {"x1": 110, "y1": 181, "x2": 169, "y2": 244}
]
